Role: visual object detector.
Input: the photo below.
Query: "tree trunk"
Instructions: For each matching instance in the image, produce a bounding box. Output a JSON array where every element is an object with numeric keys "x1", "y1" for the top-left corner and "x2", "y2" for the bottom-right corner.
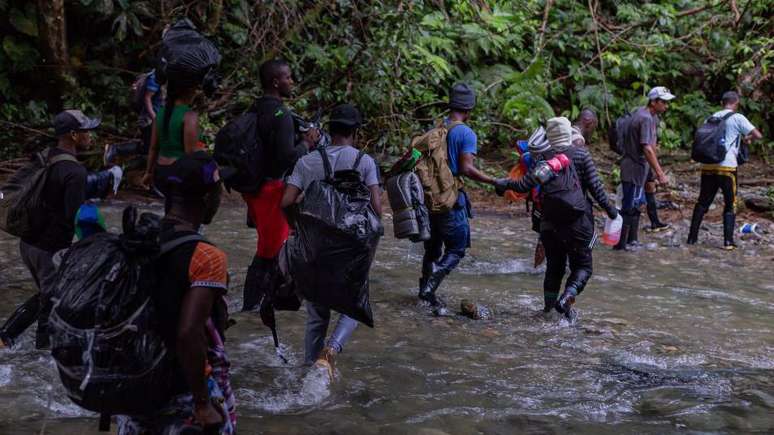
[
  {"x1": 208, "y1": 0, "x2": 224, "y2": 34},
  {"x1": 36, "y1": 0, "x2": 70, "y2": 111}
]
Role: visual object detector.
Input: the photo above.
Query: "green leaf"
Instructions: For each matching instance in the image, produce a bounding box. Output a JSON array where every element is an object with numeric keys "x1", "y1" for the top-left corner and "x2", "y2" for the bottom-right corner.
[
  {"x1": 9, "y1": 8, "x2": 38, "y2": 37},
  {"x1": 2, "y1": 36, "x2": 39, "y2": 72}
]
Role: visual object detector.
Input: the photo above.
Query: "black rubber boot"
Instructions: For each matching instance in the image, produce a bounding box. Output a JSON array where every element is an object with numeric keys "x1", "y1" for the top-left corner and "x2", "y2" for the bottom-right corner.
[
  {"x1": 645, "y1": 192, "x2": 669, "y2": 231},
  {"x1": 555, "y1": 285, "x2": 579, "y2": 321},
  {"x1": 686, "y1": 205, "x2": 707, "y2": 245},
  {"x1": 723, "y1": 212, "x2": 737, "y2": 250},
  {"x1": 35, "y1": 295, "x2": 52, "y2": 350},
  {"x1": 627, "y1": 211, "x2": 641, "y2": 246},
  {"x1": 613, "y1": 215, "x2": 631, "y2": 251},
  {"x1": 418, "y1": 266, "x2": 450, "y2": 316}
]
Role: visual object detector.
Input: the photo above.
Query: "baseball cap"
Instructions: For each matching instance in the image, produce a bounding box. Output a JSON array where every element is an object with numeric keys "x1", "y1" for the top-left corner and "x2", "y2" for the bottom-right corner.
[
  {"x1": 647, "y1": 86, "x2": 676, "y2": 101},
  {"x1": 328, "y1": 104, "x2": 363, "y2": 128},
  {"x1": 449, "y1": 83, "x2": 476, "y2": 111},
  {"x1": 166, "y1": 151, "x2": 221, "y2": 198},
  {"x1": 53, "y1": 110, "x2": 101, "y2": 136}
]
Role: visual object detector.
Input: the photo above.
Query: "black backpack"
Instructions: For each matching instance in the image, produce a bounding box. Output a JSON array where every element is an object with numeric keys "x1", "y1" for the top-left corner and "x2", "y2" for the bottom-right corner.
[
  {"x1": 286, "y1": 148, "x2": 383, "y2": 327},
  {"x1": 539, "y1": 149, "x2": 588, "y2": 223},
  {"x1": 49, "y1": 207, "x2": 204, "y2": 431},
  {"x1": 691, "y1": 111, "x2": 735, "y2": 164},
  {"x1": 0, "y1": 148, "x2": 78, "y2": 238},
  {"x1": 213, "y1": 111, "x2": 265, "y2": 193},
  {"x1": 608, "y1": 112, "x2": 634, "y2": 155}
]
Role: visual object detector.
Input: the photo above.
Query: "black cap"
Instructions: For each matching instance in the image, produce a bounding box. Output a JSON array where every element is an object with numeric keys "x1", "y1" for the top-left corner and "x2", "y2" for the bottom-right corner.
[
  {"x1": 449, "y1": 83, "x2": 476, "y2": 111},
  {"x1": 53, "y1": 110, "x2": 101, "y2": 136},
  {"x1": 328, "y1": 104, "x2": 363, "y2": 128},
  {"x1": 166, "y1": 151, "x2": 221, "y2": 198},
  {"x1": 721, "y1": 91, "x2": 740, "y2": 104}
]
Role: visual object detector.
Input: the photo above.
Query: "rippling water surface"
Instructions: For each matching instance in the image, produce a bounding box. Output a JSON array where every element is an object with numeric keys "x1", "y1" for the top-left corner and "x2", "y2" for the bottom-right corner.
[{"x1": 1, "y1": 202, "x2": 772, "y2": 434}]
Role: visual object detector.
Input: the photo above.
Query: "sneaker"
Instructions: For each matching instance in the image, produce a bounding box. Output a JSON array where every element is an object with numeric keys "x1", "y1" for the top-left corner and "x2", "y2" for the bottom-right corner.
[
  {"x1": 646, "y1": 222, "x2": 671, "y2": 233},
  {"x1": 314, "y1": 346, "x2": 336, "y2": 382},
  {"x1": 722, "y1": 242, "x2": 737, "y2": 251}
]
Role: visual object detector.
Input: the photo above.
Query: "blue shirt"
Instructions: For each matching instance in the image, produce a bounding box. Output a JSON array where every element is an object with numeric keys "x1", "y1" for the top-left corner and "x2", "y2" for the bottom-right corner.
[
  {"x1": 445, "y1": 121, "x2": 477, "y2": 176},
  {"x1": 144, "y1": 72, "x2": 163, "y2": 115}
]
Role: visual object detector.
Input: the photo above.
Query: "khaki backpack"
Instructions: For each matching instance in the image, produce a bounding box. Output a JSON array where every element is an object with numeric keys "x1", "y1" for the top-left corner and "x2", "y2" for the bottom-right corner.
[
  {"x1": 0, "y1": 148, "x2": 78, "y2": 238},
  {"x1": 413, "y1": 121, "x2": 462, "y2": 214}
]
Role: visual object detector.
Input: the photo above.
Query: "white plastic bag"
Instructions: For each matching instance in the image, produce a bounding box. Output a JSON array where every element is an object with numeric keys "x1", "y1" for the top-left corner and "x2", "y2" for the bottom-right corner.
[{"x1": 602, "y1": 214, "x2": 623, "y2": 246}]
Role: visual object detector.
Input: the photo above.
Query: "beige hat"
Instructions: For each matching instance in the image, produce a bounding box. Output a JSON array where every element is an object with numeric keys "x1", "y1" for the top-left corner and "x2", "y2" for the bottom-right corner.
[{"x1": 546, "y1": 117, "x2": 572, "y2": 149}]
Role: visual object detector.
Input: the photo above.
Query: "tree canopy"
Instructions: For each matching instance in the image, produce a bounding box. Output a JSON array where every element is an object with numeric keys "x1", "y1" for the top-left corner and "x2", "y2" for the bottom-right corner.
[{"x1": 1, "y1": 0, "x2": 771, "y2": 161}]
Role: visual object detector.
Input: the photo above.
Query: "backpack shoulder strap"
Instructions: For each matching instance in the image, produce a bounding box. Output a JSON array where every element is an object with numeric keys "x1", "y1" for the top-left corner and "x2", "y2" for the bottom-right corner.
[
  {"x1": 721, "y1": 111, "x2": 736, "y2": 121},
  {"x1": 48, "y1": 154, "x2": 78, "y2": 166},
  {"x1": 352, "y1": 149, "x2": 366, "y2": 170},
  {"x1": 159, "y1": 234, "x2": 205, "y2": 256},
  {"x1": 317, "y1": 147, "x2": 333, "y2": 181}
]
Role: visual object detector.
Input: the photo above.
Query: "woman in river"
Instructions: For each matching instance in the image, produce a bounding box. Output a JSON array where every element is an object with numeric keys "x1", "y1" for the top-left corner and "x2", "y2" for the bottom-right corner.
[
  {"x1": 141, "y1": 80, "x2": 202, "y2": 211},
  {"x1": 494, "y1": 117, "x2": 618, "y2": 320}
]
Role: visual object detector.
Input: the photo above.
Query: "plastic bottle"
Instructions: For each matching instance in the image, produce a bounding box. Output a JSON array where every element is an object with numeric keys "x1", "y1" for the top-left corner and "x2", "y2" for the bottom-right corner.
[{"x1": 602, "y1": 214, "x2": 623, "y2": 246}]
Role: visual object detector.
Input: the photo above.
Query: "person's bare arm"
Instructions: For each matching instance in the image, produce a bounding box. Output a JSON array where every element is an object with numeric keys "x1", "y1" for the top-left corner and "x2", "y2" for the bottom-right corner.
[
  {"x1": 459, "y1": 153, "x2": 494, "y2": 184},
  {"x1": 183, "y1": 111, "x2": 199, "y2": 154},
  {"x1": 143, "y1": 91, "x2": 156, "y2": 119},
  {"x1": 369, "y1": 185, "x2": 382, "y2": 217},
  {"x1": 281, "y1": 185, "x2": 302, "y2": 209},
  {"x1": 643, "y1": 144, "x2": 667, "y2": 185},
  {"x1": 746, "y1": 128, "x2": 763, "y2": 143}
]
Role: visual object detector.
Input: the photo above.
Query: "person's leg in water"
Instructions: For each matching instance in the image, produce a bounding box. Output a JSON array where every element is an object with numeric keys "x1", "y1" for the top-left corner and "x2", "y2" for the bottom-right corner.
[
  {"x1": 304, "y1": 302, "x2": 331, "y2": 365},
  {"x1": 314, "y1": 312, "x2": 358, "y2": 381},
  {"x1": 555, "y1": 222, "x2": 594, "y2": 320},
  {"x1": 687, "y1": 172, "x2": 719, "y2": 244},
  {"x1": 241, "y1": 180, "x2": 290, "y2": 311},
  {"x1": 421, "y1": 222, "x2": 443, "y2": 293},
  {"x1": 645, "y1": 171, "x2": 669, "y2": 232},
  {"x1": 719, "y1": 171, "x2": 737, "y2": 250},
  {"x1": 540, "y1": 230, "x2": 567, "y2": 313},
  {"x1": 418, "y1": 199, "x2": 469, "y2": 315},
  {"x1": 0, "y1": 294, "x2": 40, "y2": 348},
  {"x1": 7, "y1": 241, "x2": 58, "y2": 349}
]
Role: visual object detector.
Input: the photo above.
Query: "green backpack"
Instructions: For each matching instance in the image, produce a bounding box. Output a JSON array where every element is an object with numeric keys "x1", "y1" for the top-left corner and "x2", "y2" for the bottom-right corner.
[{"x1": 0, "y1": 148, "x2": 78, "y2": 238}]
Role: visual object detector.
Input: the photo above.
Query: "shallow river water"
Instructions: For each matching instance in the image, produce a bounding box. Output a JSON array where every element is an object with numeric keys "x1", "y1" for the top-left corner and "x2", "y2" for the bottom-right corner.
[{"x1": 0, "y1": 202, "x2": 772, "y2": 434}]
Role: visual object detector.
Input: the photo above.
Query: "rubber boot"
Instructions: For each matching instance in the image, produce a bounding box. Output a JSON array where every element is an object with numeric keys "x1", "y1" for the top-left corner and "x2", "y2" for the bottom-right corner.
[
  {"x1": 686, "y1": 205, "x2": 706, "y2": 245},
  {"x1": 646, "y1": 192, "x2": 670, "y2": 232},
  {"x1": 0, "y1": 293, "x2": 41, "y2": 348},
  {"x1": 613, "y1": 215, "x2": 631, "y2": 251},
  {"x1": 555, "y1": 285, "x2": 579, "y2": 321},
  {"x1": 627, "y1": 212, "x2": 641, "y2": 247},
  {"x1": 723, "y1": 212, "x2": 736, "y2": 250},
  {"x1": 103, "y1": 140, "x2": 140, "y2": 165},
  {"x1": 35, "y1": 296, "x2": 52, "y2": 349},
  {"x1": 418, "y1": 265, "x2": 450, "y2": 316}
]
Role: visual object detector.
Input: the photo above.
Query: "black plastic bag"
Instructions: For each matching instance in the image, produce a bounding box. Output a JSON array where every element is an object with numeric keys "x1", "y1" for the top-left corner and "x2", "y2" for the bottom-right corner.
[
  {"x1": 157, "y1": 19, "x2": 221, "y2": 94},
  {"x1": 286, "y1": 149, "x2": 382, "y2": 327}
]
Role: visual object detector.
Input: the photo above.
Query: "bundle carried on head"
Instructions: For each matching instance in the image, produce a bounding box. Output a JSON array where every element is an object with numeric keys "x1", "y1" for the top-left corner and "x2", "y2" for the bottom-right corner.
[{"x1": 157, "y1": 18, "x2": 221, "y2": 96}]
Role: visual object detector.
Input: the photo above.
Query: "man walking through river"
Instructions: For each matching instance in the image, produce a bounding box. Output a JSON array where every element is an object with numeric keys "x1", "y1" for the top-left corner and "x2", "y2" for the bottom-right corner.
[{"x1": 614, "y1": 86, "x2": 672, "y2": 251}]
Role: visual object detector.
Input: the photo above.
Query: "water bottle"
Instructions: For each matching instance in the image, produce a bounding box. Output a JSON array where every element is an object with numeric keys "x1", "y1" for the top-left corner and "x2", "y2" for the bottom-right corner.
[
  {"x1": 602, "y1": 214, "x2": 623, "y2": 246},
  {"x1": 739, "y1": 223, "x2": 760, "y2": 236}
]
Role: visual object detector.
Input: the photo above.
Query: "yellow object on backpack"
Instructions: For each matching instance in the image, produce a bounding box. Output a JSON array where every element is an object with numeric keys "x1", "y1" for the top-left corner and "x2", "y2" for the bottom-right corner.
[{"x1": 412, "y1": 121, "x2": 462, "y2": 214}]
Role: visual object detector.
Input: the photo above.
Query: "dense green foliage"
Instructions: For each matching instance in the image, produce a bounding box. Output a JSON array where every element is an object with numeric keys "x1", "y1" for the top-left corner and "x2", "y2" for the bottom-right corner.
[{"x1": 1, "y1": 0, "x2": 771, "y2": 162}]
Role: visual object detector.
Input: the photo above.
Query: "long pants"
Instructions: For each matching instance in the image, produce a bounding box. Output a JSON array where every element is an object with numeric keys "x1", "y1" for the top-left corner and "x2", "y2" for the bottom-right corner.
[
  {"x1": 304, "y1": 302, "x2": 358, "y2": 365},
  {"x1": 540, "y1": 213, "x2": 595, "y2": 308},
  {"x1": 696, "y1": 170, "x2": 737, "y2": 214},
  {"x1": 242, "y1": 180, "x2": 289, "y2": 259},
  {"x1": 0, "y1": 241, "x2": 57, "y2": 347},
  {"x1": 421, "y1": 192, "x2": 471, "y2": 282}
]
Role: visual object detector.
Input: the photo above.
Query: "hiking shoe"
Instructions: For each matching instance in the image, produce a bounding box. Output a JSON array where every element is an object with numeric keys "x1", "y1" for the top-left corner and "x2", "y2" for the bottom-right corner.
[
  {"x1": 722, "y1": 242, "x2": 737, "y2": 251},
  {"x1": 314, "y1": 346, "x2": 336, "y2": 382},
  {"x1": 554, "y1": 289, "x2": 577, "y2": 315},
  {"x1": 646, "y1": 222, "x2": 671, "y2": 233}
]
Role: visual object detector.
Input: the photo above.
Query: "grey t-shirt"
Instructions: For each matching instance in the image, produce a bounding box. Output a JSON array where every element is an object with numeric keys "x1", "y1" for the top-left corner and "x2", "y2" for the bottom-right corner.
[
  {"x1": 620, "y1": 106, "x2": 658, "y2": 186},
  {"x1": 286, "y1": 145, "x2": 380, "y2": 191}
]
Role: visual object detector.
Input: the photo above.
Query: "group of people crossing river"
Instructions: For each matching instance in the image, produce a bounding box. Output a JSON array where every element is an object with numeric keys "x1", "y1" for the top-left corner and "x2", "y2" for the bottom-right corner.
[{"x1": 0, "y1": 42, "x2": 764, "y2": 434}]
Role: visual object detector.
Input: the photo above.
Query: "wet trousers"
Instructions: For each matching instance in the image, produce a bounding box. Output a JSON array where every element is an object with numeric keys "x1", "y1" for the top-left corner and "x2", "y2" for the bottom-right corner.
[
  {"x1": 421, "y1": 192, "x2": 471, "y2": 285},
  {"x1": 696, "y1": 170, "x2": 737, "y2": 214},
  {"x1": 304, "y1": 302, "x2": 359, "y2": 365},
  {"x1": 540, "y1": 213, "x2": 595, "y2": 309},
  {"x1": 0, "y1": 241, "x2": 57, "y2": 347}
]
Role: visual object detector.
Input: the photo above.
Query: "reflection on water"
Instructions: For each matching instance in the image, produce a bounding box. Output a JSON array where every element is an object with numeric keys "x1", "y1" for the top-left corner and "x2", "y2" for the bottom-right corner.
[{"x1": 0, "y1": 202, "x2": 772, "y2": 434}]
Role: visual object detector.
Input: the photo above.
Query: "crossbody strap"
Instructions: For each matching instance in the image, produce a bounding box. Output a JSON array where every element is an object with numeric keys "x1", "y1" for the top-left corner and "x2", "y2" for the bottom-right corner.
[
  {"x1": 158, "y1": 234, "x2": 205, "y2": 256},
  {"x1": 317, "y1": 147, "x2": 333, "y2": 182}
]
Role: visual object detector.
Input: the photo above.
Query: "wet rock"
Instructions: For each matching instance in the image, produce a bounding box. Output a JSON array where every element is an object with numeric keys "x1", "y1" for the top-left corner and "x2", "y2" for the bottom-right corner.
[
  {"x1": 661, "y1": 345, "x2": 679, "y2": 353},
  {"x1": 417, "y1": 429, "x2": 452, "y2": 435},
  {"x1": 481, "y1": 328, "x2": 500, "y2": 338},
  {"x1": 599, "y1": 317, "x2": 629, "y2": 326},
  {"x1": 460, "y1": 299, "x2": 494, "y2": 320},
  {"x1": 744, "y1": 389, "x2": 774, "y2": 408},
  {"x1": 744, "y1": 195, "x2": 774, "y2": 213}
]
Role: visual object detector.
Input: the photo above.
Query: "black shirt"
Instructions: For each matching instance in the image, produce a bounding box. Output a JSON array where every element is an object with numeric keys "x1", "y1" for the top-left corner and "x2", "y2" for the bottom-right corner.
[
  {"x1": 22, "y1": 148, "x2": 86, "y2": 252},
  {"x1": 251, "y1": 96, "x2": 308, "y2": 179}
]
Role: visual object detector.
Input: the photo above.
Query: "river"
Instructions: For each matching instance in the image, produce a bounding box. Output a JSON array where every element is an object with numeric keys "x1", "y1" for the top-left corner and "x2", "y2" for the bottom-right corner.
[{"x1": 1, "y1": 202, "x2": 772, "y2": 434}]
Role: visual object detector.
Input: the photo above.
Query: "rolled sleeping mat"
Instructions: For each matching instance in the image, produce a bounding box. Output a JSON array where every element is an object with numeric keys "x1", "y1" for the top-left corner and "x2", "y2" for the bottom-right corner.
[{"x1": 386, "y1": 173, "x2": 420, "y2": 240}]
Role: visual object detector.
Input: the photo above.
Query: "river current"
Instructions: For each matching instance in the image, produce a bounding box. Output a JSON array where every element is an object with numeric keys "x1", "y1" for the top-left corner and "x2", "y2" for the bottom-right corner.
[{"x1": 0, "y1": 202, "x2": 772, "y2": 434}]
